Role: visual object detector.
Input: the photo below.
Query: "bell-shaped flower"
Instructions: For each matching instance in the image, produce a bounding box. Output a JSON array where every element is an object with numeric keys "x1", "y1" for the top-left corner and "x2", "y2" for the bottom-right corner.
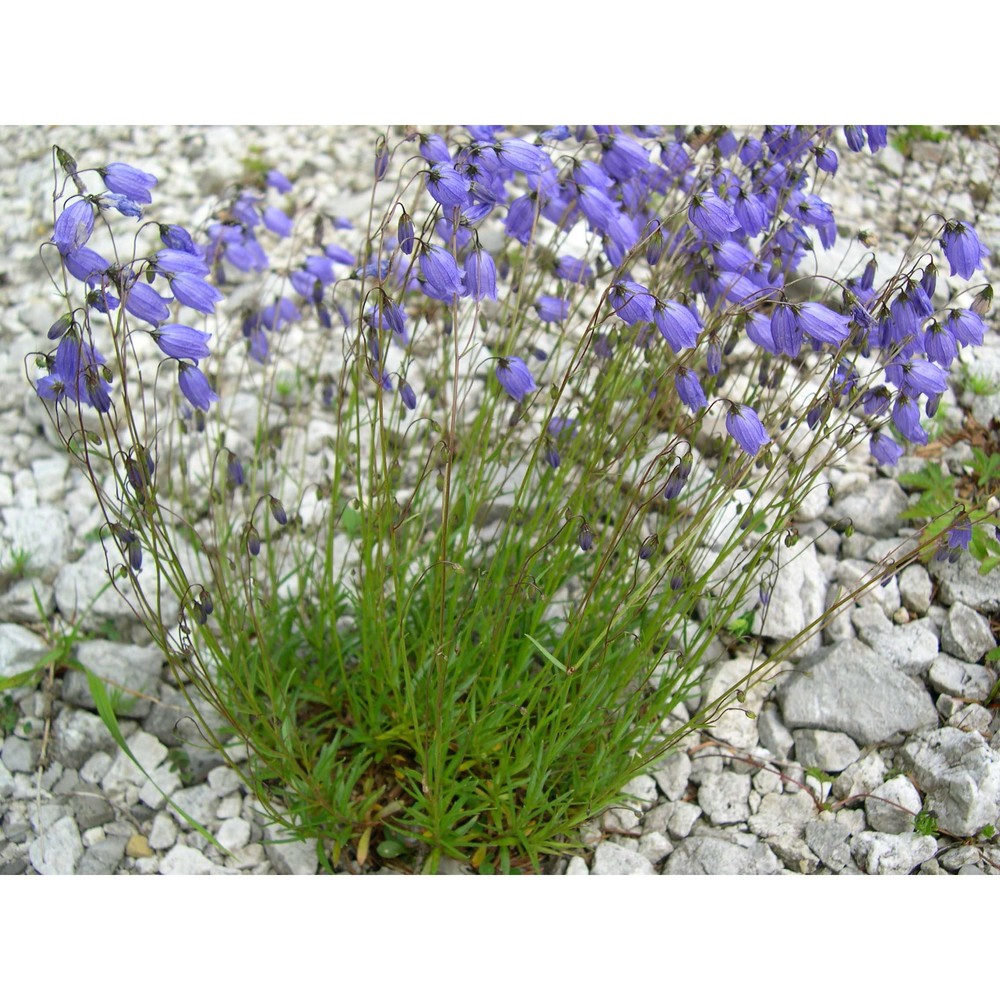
[
  {"x1": 688, "y1": 190, "x2": 739, "y2": 241},
  {"x1": 654, "y1": 300, "x2": 701, "y2": 352},
  {"x1": 64, "y1": 246, "x2": 109, "y2": 284},
  {"x1": 609, "y1": 279, "x2": 655, "y2": 325},
  {"x1": 427, "y1": 163, "x2": 472, "y2": 210},
  {"x1": 891, "y1": 395, "x2": 928, "y2": 445},
  {"x1": 100, "y1": 162, "x2": 157, "y2": 204},
  {"x1": 940, "y1": 221, "x2": 989, "y2": 279},
  {"x1": 944, "y1": 308, "x2": 984, "y2": 348},
  {"x1": 266, "y1": 169, "x2": 293, "y2": 193},
  {"x1": 463, "y1": 248, "x2": 497, "y2": 300},
  {"x1": 797, "y1": 302, "x2": 849, "y2": 344},
  {"x1": 555, "y1": 255, "x2": 593, "y2": 284},
  {"x1": 159, "y1": 224, "x2": 199, "y2": 255},
  {"x1": 496, "y1": 356, "x2": 537, "y2": 402},
  {"x1": 870, "y1": 431, "x2": 905, "y2": 466},
  {"x1": 154, "y1": 324, "x2": 211, "y2": 361},
  {"x1": 54, "y1": 200, "x2": 94, "y2": 255},
  {"x1": 178, "y1": 362, "x2": 217, "y2": 411},
  {"x1": 398, "y1": 213, "x2": 415, "y2": 255},
  {"x1": 263, "y1": 205, "x2": 294, "y2": 238},
  {"x1": 675, "y1": 367, "x2": 707, "y2": 412},
  {"x1": 420, "y1": 245, "x2": 465, "y2": 299},
  {"x1": 124, "y1": 281, "x2": 172, "y2": 326},
  {"x1": 535, "y1": 295, "x2": 569, "y2": 323},
  {"x1": 725, "y1": 403, "x2": 770, "y2": 457},
  {"x1": 169, "y1": 274, "x2": 223, "y2": 314}
]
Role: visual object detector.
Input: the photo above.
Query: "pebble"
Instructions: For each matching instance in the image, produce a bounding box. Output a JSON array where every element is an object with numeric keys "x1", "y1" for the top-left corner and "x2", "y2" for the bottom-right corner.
[{"x1": 592, "y1": 840, "x2": 656, "y2": 875}]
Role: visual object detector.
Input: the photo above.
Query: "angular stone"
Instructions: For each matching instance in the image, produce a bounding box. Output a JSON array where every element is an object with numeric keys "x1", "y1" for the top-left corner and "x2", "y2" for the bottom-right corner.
[
  {"x1": 928, "y1": 654, "x2": 997, "y2": 702},
  {"x1": 101, "y1": 732, "x2": 169, "y2": 794},
  {"x1": 851, "y1": 831, "x2": 938, "y2": 874},
  {"x1": 698, "y1": 771, "x2": 751, "y2": 825},
  {"x1": 620, "y1": 773, "x2": 658, "y2": 810},
  {"x1": 28, "y1": 815, "x2": 84, "y2": 875},
  {"x1": 854, "y1": 618, "x2": 939, "y2": 678},
  {"x1": 943, "y1": 702, "x2": 993, "y2": 736},
  {"x1": 804, "y1": 818, "x2": 852, "y2": 872},
  {"x1": 1, "y1": 505, "x2": 71, "y2": 583},
  {"x1": 0, "y1": 578, "x2": 56, "y2": 624},
  {"x1": 832, "y1": 752, "x2": 888, "y2": 803},
  {"x1": 592, "y1": 840, "x2": 655, "y2": 875},
  {"x1": 564, "y1": 856, "x2": 589, "y2": 875},
  {"x1": 829, "y1": 559, "x2": 901, "y2": 616},
  {"x1": 166, "y1": 783, "x2": 223, "y2": 829},
  {"x1": 864, "y1": 775, "x2": 922, "y2": 834},
  {"x1": 52, "y1": 707, "x2": 117, "y2": 770},
  {"x1": 2, "y1": 734, "x2": 40, "y2": 773},
  {"x1": 663, "y1": 835, "x2": 781, "y2": 874},
  {"x1": 651, "y1": 751, "x2": 691, "y2": 802},
  {"x1": 779, "y1": 639, "x2": 937, "y2": 744},
  {"x1": 898, "y1": 563, "x2": 932, "y2": 615},
  {"x1": 217, "y1": 817, "x2": 251, "y2": 853},
  {"x1": 160, "y1": 844, "x2": 229, "y2": 875},
  {"x1": 148, "y1": 812, "x2": 178, "y2": 851},
  {"x1": 0, "y1": 623, "x2": 48, "y2": 694},
  {"x1": 899, "y1": 728, "x2": 1000, "y2": 837},
  {"x1": 77, "y1": 835, "x2": 128, "y2": 875},
  {"x1": 748, "y1": 790, "x2": 816, "y2": 840},
  {"x1": 264, "y1": 835, "x2": 319, "y2": 875},
  {"x1": 637, "y1": 831, "x2": 673, "y2": 865},
  {"x1": 758, "y1": 543, "x2": 827, "y2": 658},
  {"x1": 941, "y1": 603, "x2": 996, "y2": 663},
  {"x1": 769, "y1": 835, "x2": 820, "y2": 874},
  {"x1": 758, "y1": 706, "x2": 794, "y2": 760},
  {"x1": 930, "y1": 550, "x2": 1000, "y2": 613},
  {"x1": 700, "y1": 656, "x2": 775, "y2": 749},
  {"x1": 793, "y1": 729, "x2": 861, "y2": 773},
  {"x1": 829, "y1": 478, "x2": 910, "y2": 539},
  {"x1": 62, "y1": 640, "x2": 163, "y2": 719},
  {"x1": 70, "y1": 783, "x2": 115, "y2": 831}
]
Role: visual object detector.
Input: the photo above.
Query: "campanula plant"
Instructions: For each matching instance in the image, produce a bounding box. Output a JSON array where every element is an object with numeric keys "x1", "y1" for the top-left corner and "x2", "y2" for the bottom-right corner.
[{"x1": 29, "y1": 127, "x2": 995, "y2": 873}]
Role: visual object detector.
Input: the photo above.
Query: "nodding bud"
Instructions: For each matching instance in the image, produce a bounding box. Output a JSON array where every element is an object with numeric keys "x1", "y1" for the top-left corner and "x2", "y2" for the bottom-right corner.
[
  {"x1": 638, "y1": 533, "x2": 658, "y2": 560},
  {"x1": 48, "y1": 314, "x2": 73, "y2": 340},
  {"x1": 193, "y1": 590, "x2": 213, "y2": 625},
  {"x1": 972, "y1": 284, "x2": 993, "y2": 318},
  {"x1": 226, "y1": 451, "x2": 245, "y2": 488},
  {"x1": 578, "y1": 524, "x2": 594, "y2": 552},
  {"x1": 246, "y1": 525, "x2": 261, "y2": 557},
  {"x1": 398, "y1": 211, "x2": 414, "y2": 254},
  {"x1": 268, "y1": 496, "x2": 288, "y2": 526},
  {"x1": 374, "y1": 137, "x2": 388, "y2": 181},
  {"x1": 127, "y1": 539, "x2": 142, "y2": 572}
]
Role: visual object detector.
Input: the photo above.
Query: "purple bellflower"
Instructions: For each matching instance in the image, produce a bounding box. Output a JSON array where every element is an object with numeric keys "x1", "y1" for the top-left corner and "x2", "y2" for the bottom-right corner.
[
  {"x1": 654, "y1": 301, "x2": 702, "y2": 352},
  {"x1": 940, "y1": 221, "x2": 990, "y2": 279},
  {"x1": 535, "y1": 295, "x2": 570, "y2": 323},
  {"x1": 53, "y1": 200, "x2": 94, "y2": 255},
  {"x1": 100, "y1": 162, "x2": 157, "y2": 204},
  {"x1": 675, "y1": 367, "x2": 707, "y2": 412},
  {"x1": 725, "y1": 404, "x2": 770, "y2": 457},
  {"x1": 178, "y1": 363, "x2": 218, "y2": 411},
  {"x1": 154, "y1": 324, "x2": 211, "y2": 361},
  {"x1": 496, "y1": 356, "x2": 537, "y2": 402}
]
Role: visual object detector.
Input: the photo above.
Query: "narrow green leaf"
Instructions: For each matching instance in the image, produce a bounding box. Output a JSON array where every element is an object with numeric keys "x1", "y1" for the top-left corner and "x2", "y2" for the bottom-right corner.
[
  {"x1": 525, "y1": 634, "x2": 568, "y2": 673},
  {"x1": 0, "y1": 666, "x2": 43, "y2": 692},
  {"x1": 85, "y1": 668, "x2": 230, "y2": 856}
]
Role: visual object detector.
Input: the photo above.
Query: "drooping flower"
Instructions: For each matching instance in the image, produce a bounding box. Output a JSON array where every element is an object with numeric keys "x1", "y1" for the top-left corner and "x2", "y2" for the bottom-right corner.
[
  {"x1": 891, "y1": 395, "x2": 928, "y2": 445},
  {"x1": 463, "y1": 248, "x2": 497, "y2": 300},
  {"x1": 53, "y1": 200, "x2": 94, "y2": 255},
  {"x1": 870, "y1": 431, "x2": 905, "y2": 466},
  {"x1": 178, "y1": 363, "x2": 218, "y2": 411},
  {"x1": 397, "y1": 212, "x2": 415, "y2": 255},
  {"x1": 688, "y1": 190, "x2": 739, "y2": 241},
  {"x1": 797, "y1": 302, "x2": 850, "y2": 344},
  {"x1": 675, "y1": 367, "x2": 707, "y2": 412},
  {"x1": 944, "y1": 308, "x2": 985, "y2": 348},
  {"x1": 654, "y1": 300, "x2": 702, "y2": 352},
  {"x1": 154, "y1": 324, "x2": 211, "y2": 361},
  {"x1": 725, "y1": 403, "x2": 770, "y2": 457},
  {"x1": 555, "y1": 255, "x2": 594, "y2": 284},
  {"x1": 169, "y1": 273, "x2": 223, "y2": 314},
  {"x1": 940, "y1": 220, "x2": 990, "y2": 279},
  {"x1": 266, "y1": 169, "x2": 293, "y2": 193},
  {"x1": 426, "y1": 163, "x2": 471, "y2": 210},
  {"x1": 495, "y1": 356, "x2": 537, "y2": 401},
  {"x1": 263, "y1": 205, "x2": 294, "y2": 238},
  {"x1": 159, "y1": 224, "x2": 199, "y2": 255},
  {"x1": 399, "y1": 379, "x2": 417, "y2": 411},
  {"x1": 100, "y1": 162, "x2": 158, "y2": 204},
  {"x1": 420, "y1": 245, "x2": 465, "y2": 298},
  {"x1": 535, "y1": 295, "x2": 569, "y2": 323},
  {"x1": 609, "y1": 279, "x2": 655, "y2": 325},
  {"x1": 123, "y1": 280, "x2": 172, "y2": 326}
]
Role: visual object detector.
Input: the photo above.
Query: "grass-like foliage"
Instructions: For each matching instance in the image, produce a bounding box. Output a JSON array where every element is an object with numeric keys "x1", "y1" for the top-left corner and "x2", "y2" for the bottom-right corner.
[{"x1": 27, "y1": 125, "x2": 995, "y2": 872}]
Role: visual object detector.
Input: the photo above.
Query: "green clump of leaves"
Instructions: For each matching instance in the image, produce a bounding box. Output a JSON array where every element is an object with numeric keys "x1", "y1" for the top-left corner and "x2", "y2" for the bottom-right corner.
[
  {"x1": 913, "y1": 810, "x2": 938, "y2": 837},
  {"x1": 891, "y1": 126, "x2": 948, "y2": 158},
  {"x1": 898, "y1": 442, "x2": 1000, "y2": 575}
]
